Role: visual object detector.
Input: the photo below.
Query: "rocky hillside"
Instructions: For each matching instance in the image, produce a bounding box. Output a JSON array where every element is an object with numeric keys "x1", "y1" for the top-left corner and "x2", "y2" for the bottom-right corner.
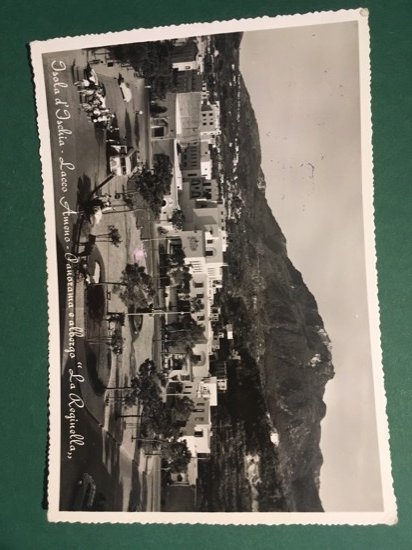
[
  {"x1": 199, "y1": 33, "x2": 335, "y2": 512},
  {"x1": 224, "y1": 73, "x2": 334, "y2": 511}
]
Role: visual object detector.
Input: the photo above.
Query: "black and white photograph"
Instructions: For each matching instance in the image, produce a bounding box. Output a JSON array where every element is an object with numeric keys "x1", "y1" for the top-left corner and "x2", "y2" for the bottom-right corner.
[{"x1": 31, "y1": 9, "x2": 396, "y2": 523}]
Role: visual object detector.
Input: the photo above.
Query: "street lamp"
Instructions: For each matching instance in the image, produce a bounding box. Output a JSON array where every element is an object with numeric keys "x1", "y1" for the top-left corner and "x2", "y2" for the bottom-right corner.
[
  {"x1": 141, "y1": 236, "x2": 169, "y2": 243},
  {"x1": 103, "y1": 205, "x2": 152, "y2": 215},
  {"x1": 115, "y1": 412, "x2": 143, "y2": 420},
  {"x1": 126, "y1": 309, "x2": 192, "y2": 317}
]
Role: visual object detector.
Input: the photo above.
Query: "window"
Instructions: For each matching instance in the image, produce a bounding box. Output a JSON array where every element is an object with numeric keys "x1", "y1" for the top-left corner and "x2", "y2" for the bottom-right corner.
[
  {"x1": 194, "y1": 282, "x2": 203, "y2": 288},
  {"x1": 194, "y1": 417, "x2": 204, "y2": 422},
  {"x1": 153, "y1": 127, "x2": 165, "y2": 138},
  {"x1": 206, "y1": 250, "x2": 214, "y2": 257},
  {"x1": 194, "y1": 429, "x2": 204, "y2": 438}
]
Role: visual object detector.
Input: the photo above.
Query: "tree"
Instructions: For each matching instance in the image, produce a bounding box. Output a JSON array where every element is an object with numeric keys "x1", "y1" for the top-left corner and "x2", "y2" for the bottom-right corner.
[
  {"x1": 138, "y1": 358, "x2": 156, "y2": 376},
  {"x1": 146, "y1": 402, "x2": 176, "y2": 439},
  {"x1": 167, "y1": 315, "x2": 206, "y2": 344},
  {"x1": 124, "y1": 359, "x2": 160, "y2": 401},
  {"x1": 176, "y1": 297, "x2": 203, "y2": 314},
  {"x1": 127, "y1": 155, "x2": 172, "y2": 216},
  {"x1": 166, "y1": 381, "x2": 184, "y2": 393},
  {"x1": 113, "y1": 263, "x2": 155, "y2": 309},
  {"x1": 169, "y1": 396, "x2": 195, "y2": 425},
  {"x1": 168, "y1": 266, "x2": 191, "y2": 291},
  {"x1": 153, "y1": 154, "x2": 173, "y2": 191},
  {"x1": 165, "y1": 324, "x2": 206, "y2": 353},
  {"x1": 162, "y1": 440, "x2": 192, "y2": 473},
  {"x1": 136, "y1": 371, "x2": 162, "y2": 403},
  {"x1": 109, "y1": 41, "x2": 175, "y2": 99},
  {"x1": 190, "y1": 297, "x2": 203, "y2": 313},
  {"x1": 167, "y1": 246, "x2": 186, "y2": 268},
  {"x1": 170, "y1": 209, "x2": 185, "y2": 230},
  {"x1": 110, "y1": 326, "x2": 124, "y2": 355},
  {"x1": 176, "y1": 299, "x2": 191, "y2": 313},
  {"x1": 108, "y1": 225, "x2": 122, "y2": 247},
  {"x1": 95, "y1": 225, "x2": 122, "y2": 247}
]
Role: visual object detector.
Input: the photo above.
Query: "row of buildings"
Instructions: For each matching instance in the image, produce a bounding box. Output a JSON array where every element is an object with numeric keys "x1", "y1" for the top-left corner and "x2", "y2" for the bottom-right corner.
[{"x1": 149, "y1": 37, "x2": 229, "y2": 488}]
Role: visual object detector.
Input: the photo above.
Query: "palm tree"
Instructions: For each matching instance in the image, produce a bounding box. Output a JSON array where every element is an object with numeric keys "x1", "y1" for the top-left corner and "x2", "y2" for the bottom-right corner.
[{"x1": 95, "y1": 225, "x2": 122, "y2": 247}]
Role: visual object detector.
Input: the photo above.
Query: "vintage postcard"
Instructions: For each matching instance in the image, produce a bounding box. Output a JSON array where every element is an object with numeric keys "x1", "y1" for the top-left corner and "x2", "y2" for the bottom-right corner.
[{"x1": 31, "y1": 9, "x2": 397, "y2": 523}]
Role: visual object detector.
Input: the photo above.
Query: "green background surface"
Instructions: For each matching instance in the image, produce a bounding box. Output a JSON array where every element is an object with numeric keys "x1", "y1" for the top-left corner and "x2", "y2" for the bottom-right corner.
[{"x1": 1, "y1": 0, "x2": 411, "y2": 548}]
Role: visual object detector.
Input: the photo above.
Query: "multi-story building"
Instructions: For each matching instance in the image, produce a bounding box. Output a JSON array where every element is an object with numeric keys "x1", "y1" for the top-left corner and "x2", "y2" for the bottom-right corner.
[
  {"x1": 210, "y1": 304, "x2": 221, "y2": 322},
  {"x1": 174, "y1": 186, "x2": 228, "y2": 307},
  {"x1": 171, "y1": 37, "x2": 206, "y2": 74},
  {"x1": 171, "y1": 40, "x2": 199, "y2": 72},
  {"x1": 150, "y1": 92, "x2": 202, "y2": 142},
  {"x1": 180, "y1": 140, "x2": 213, "y2": 180},
  {"x1": 178, "y1": 376, "x2": 217, "y2": 455},
  {"x1": 187, "y1": 177, "x2": 219, "y2": 202},
  {"x1": 201, "y1": 81, "x2": 210, "y2": 102},
  {"x1": 178, "y1": 190, "x2": 226, "y2": 232},
  {"x1": 211, "y1": 360, "x2": 228, "y2": 393},
  {"x1": 180, "y1": 141, "x2": 201, "y2": 178},
  {"x1": 200, "y1": 140, "x2": 212, "y2": 179},
  {"x1": 167, "y1": 340, "x2": 210, "y2": 384},
  {"x1": 188, "y1": 272, "x2": 209, "y2": 333},
  {"x1": 200, "y1": 101, "x2": 221, "y2": 139}
]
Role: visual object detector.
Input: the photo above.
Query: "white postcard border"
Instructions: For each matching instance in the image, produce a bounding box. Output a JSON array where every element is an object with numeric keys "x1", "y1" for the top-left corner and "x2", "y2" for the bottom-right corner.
[{"x1": 30, "y1": 7, "x2": 397, "y2": 524}]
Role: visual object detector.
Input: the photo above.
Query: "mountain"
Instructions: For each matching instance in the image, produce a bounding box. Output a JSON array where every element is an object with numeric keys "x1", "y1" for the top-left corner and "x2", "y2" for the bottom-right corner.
[
  {"x1": 198, "y1": 34, "x2": 334, "y2": 512},
  {"x1": 224, "y1": 73, "x2": 334, "y2": 511}
]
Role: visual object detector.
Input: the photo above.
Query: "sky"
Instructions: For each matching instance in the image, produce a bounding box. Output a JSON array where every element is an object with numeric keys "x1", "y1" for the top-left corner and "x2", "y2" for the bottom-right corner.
[{"x1": 239, "y1": 22, "x2": 383, "y2": 511}]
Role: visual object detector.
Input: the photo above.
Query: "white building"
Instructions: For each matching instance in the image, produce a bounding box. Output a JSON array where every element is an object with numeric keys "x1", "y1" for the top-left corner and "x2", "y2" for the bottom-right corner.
[
  {"x1": 200, "y1": 140, "x2": 212, "y2": 179},
  {"x1": 178, "y1": 376, "x2": 218, "y2": 455},
  {"x1": 200, "y1": 101, "x2": 221, "y2": 138}
]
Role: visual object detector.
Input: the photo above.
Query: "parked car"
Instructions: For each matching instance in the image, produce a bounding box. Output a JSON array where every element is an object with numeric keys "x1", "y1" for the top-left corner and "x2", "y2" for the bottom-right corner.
[
  {"x1": 72, "y1": 473, "x2": 97, "y2": 511},
  {"x1": 109, "y1": 147, "x2": 139, "y2": 176},
  {"x1": 119, "y1": 82, "x2": 132, "y2": 103}
]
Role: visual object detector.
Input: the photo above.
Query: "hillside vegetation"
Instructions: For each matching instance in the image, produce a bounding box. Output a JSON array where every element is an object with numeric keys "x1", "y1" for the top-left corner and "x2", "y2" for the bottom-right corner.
[{"x1": 198, "y1": 33, "x2": 334, "y2": 513}]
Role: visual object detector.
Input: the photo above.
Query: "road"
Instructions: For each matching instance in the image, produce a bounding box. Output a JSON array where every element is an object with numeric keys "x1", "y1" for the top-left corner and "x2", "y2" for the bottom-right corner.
[{"x1": 43, "y1": 48, "x2": 161, "y2": 511}]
